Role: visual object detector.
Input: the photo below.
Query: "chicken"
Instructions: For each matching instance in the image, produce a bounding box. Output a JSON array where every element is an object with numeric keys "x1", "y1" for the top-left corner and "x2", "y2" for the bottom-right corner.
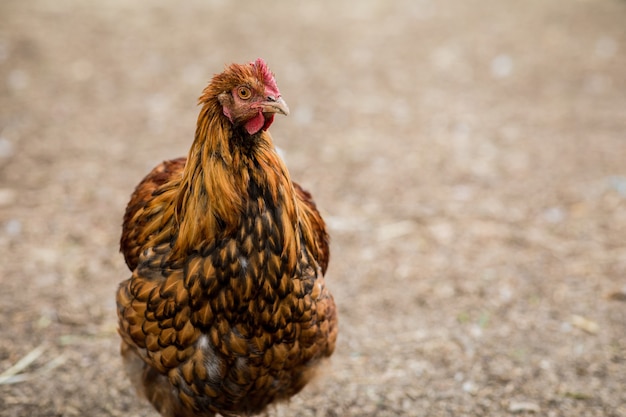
[{"x1": 116, "y1": 58, "x2": 337, "y2": 417}]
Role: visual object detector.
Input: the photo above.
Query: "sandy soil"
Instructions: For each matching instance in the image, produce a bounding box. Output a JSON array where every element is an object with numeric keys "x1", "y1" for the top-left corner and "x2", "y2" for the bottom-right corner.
[{"x1": 1, "y1": 1, "x2": 625, "y2": 416}]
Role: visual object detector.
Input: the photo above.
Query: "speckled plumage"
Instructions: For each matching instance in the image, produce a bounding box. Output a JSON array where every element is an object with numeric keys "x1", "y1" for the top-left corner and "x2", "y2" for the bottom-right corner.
[{"x1": 116, "y1": 60, "x2": 337, "y2": 417}]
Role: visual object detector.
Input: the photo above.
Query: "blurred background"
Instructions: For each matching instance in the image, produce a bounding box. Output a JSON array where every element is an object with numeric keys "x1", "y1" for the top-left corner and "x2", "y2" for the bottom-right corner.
[{"x1": 0, "y1": 0, "x2": 625, "y2": 416}]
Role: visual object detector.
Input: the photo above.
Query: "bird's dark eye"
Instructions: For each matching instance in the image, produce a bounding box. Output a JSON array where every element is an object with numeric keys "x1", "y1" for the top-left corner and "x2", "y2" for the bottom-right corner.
[{"x1": 237, "y1": 86, "x2": 252, "y2": 100}]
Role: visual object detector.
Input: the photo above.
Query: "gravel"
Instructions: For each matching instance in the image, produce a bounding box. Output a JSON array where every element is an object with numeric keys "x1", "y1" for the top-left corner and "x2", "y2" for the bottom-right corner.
[{"x1": 1, "y1": 0, "x2": 625, "y2": 416}]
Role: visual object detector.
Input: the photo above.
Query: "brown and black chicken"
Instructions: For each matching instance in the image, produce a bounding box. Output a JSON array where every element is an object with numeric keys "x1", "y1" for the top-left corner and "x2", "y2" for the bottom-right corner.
[{"x1": 116, "y1": 59, "x2": 337, "y2": 417}]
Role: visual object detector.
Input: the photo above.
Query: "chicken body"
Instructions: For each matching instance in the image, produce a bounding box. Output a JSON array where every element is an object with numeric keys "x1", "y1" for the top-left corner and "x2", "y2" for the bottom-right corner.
[{"x1": 116, "y1": 59, "x2": 337, "y2": 417}]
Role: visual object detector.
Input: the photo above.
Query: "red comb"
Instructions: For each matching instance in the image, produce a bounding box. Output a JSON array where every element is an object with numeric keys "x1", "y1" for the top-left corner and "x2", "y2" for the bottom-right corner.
[{"x1": 252, "y1": 58, "x2": 280, "y2": 98}]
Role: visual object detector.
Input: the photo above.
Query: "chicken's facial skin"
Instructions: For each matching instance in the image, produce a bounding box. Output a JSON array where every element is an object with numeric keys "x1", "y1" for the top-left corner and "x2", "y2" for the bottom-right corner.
[
  {"x1": 216, "y1": 59, "x2": 289, "y2": 136},
  {"x1": 219, "y1": 88, "x2": 289, "y2": 135}
]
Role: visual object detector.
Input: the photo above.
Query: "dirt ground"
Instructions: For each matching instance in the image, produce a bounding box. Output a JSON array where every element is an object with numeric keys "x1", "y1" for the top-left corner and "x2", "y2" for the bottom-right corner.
[{"x1": 1, "y1": 0, "x2": 625, "y2": 416}]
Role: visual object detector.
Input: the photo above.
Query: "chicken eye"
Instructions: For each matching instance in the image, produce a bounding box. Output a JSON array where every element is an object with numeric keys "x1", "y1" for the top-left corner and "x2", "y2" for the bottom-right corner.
[{"x1": 237, "y1": 86, "x2": 252, "y2": 100}]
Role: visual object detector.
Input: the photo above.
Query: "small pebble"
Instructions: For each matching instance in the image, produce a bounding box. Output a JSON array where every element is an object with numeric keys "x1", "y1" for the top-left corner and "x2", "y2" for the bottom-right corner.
[
  {"x1": 462, "y1": 380, "x2": 478, "y2": 394},
  {"x1": 594, "y1": 36, "x2": 618, "y2": 59},
  {"x1": 5, "y1": 219, "x2": 22, "y2": 236},
  {"x1": 0, "y1": 137, "x2": 14, "y2": 158},
  {"x1": 571, "y1": 315, "x2": 599, "y2": 334},
  {"x1": 7, "y1": 69, "x2": 29, "y2": 90},
  {"x1": 491, "y1": 54, "x2": 513, "y2": 78},
  {"x1": 509, "y1": 401, "x2": 540, "y2": 413},
  {"x1": 542, "y1": 207, "x2": 565, "y2": 223},
  {"x1": 608, "y1": 176, "x2": 626, "y2": 197},
  {"x1": 0, "y1": 188, "x2": 16, "y2": 207}
]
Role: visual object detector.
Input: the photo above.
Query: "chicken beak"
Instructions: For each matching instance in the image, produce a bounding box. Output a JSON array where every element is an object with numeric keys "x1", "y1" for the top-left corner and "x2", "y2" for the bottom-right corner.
[{"x1": 262, "y1": 96, "x2": 290, "y2": 116}]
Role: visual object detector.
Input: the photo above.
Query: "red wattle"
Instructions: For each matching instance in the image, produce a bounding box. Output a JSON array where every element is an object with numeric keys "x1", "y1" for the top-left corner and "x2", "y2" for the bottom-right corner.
[
  {"x1": 244, "y1": 111, "x2": 265, "y2": 135},
  {"x1": 262, "y1": 114, "x2": 275, "y2": 131}
]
